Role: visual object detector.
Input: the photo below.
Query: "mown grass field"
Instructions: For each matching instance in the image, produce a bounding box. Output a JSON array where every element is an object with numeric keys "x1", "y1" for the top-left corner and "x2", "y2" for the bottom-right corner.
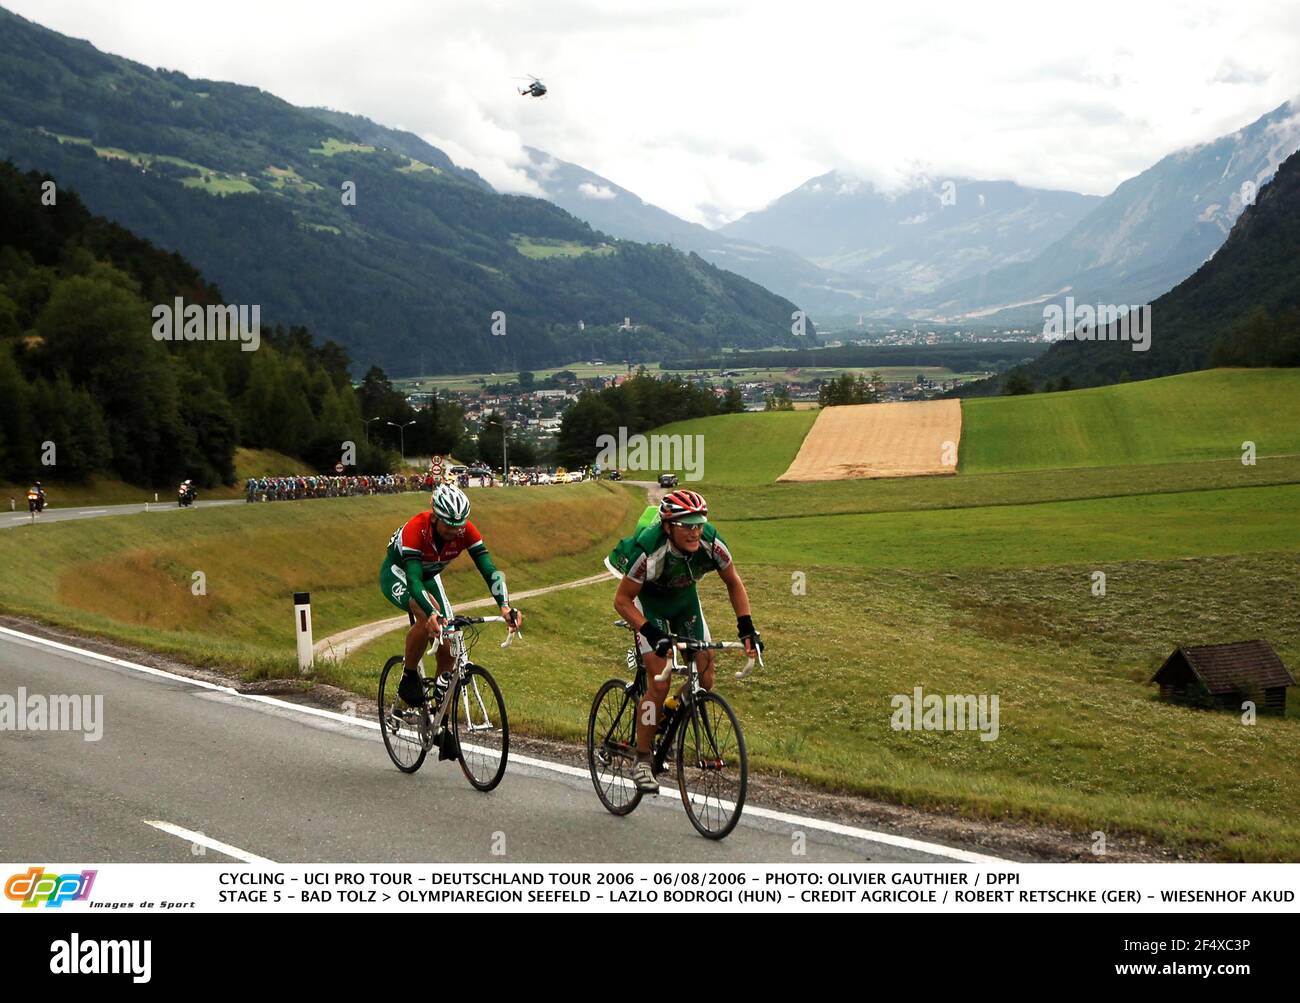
[
  {"x1": 724, "y1": 483, "x2": 1300, "y2": 570},
  {"x1": 649, "y1": 410, "x2": 819, "y2": 486},
  {"x1": 42, "y1": 129, "x2": 260, "y2": 196},
  {"x1": 709, "y1": 365, "x2": 988, "y2": 383},
  {"x1": 420, "y1": 554, "x2": 1300, "y2": 859},
  {"x1": 510, "y1": 235, "x2": 615, "y2": 260},
  {"x1": 8, "y1": 368, "x2": 1300, "y2": 857},
  {"x1": 708, "y1": 454, "x2": 1300, "y2": 522},
  {"x1": 335, "y1": 369, "x2": 1300, "y2": 858},
  {"x1": 960, "y1": 369, "x2": 1300, "y2": 473},
  {"x1": 309, "y1": 138, "x2": 377, "y2": 156}
]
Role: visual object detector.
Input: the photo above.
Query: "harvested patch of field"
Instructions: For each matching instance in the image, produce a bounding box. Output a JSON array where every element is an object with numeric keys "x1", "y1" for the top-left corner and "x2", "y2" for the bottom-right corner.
[{"x1": 779, "y1": 399, "x2": 961, "y2": 481}]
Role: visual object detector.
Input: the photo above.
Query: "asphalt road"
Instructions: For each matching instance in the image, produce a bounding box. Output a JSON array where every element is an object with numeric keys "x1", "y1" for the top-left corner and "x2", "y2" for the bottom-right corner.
[
  {"x1": 1, "y1": 499, "x2": 241, "y2": 530},
  {"x1": 0, "y1": 628, "x2": 1001, "y2": 864}
]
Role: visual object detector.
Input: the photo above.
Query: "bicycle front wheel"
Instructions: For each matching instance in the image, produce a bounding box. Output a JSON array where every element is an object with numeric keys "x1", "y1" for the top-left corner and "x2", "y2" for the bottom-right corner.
[
  {"x1": 587, "y1": 679, "x2": 643, "y2": 816},
  {"x1": 452, "y1": 665, "x2": 509, "y2": 791},
  {"x1": 676, "y1": 691, "x2": 747, "y2": 840},
  {"x1": 378, "y1": 655, "x2": 429, "y2": 773}
]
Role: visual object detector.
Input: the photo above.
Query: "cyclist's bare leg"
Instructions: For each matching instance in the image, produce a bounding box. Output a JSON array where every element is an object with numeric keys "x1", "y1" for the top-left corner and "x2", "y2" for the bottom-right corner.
[
  {"x1": 433, "y1": 643, "x2": 455, "y2": 676},
  {"x1": 404, "y1": 599, "x2": 440, "y2": 672},
  {"x1": 636, "y1": 651, "x2": 671, "y2": 755}
]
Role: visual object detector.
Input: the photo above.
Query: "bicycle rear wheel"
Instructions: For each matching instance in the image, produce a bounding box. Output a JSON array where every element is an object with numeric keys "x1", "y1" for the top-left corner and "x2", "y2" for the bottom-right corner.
[
  {"x1": 451, "y1": 665, "x2": 509, "y2": 791},
  {"x1": 378, "y1": 655, "x2": 429, "y2": 773},
  {"x1": 676, "y1": 691, "x2": 747, "y2": 840},
  {"x1": 587, "y1": 679, "x2": 643, "y2": 816}
]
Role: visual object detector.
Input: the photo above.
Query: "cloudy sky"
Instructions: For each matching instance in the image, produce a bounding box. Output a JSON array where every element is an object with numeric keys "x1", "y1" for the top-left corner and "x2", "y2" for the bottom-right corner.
[{"x1": 9, "y1": 0, "x2": 1300, "y2": 225}]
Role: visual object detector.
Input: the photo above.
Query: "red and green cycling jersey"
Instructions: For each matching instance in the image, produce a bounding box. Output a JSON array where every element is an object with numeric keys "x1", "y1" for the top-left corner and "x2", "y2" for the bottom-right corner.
[{"x1": 381, "y1": 512, "x2": 507, "y2": 618}]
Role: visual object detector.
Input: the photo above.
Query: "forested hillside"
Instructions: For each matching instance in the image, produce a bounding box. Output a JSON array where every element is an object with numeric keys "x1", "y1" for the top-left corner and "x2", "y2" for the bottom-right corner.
[
  {"x1": 0, "y1": 7, "x2": 808, "y2": 374},
  {"x1": 0, "y1": 162, "x2": 444, "y2": 486}
]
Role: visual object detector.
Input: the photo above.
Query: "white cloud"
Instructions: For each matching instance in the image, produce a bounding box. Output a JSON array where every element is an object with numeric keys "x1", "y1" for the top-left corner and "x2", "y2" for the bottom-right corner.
[
  {"x1": 577, "y1": 181, "x2": 616, "y2": 199},
  {"x1": 8, "y1": 0, "x2": 1300, "y2": 226},
  {"x1": 1213, "y1": 60, "x2": 1272, "y2": 86}
]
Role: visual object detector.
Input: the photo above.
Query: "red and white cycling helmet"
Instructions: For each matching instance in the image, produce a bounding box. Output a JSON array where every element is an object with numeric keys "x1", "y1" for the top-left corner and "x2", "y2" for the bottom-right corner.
[{"x1": 659, "y1": 489, "x2": 708, "y2": 526}]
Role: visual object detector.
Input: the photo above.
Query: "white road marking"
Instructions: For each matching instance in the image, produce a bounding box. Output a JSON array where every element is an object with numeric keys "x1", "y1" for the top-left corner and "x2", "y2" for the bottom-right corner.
[
  {"x1": 0, "y1": 625, "x2": 1006, "y2": 862},
  {"x1": 79, "y1": 509, "x2": 108, "y2": 515},
  {"x1": 143, "y1": 820, "x2": 275, "y2": 863}
]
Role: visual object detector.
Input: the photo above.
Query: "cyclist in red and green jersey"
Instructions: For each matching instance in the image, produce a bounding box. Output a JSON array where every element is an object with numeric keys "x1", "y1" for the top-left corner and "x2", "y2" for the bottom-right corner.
[{"x1": 380, "y1": 484, "x2": 521, "y2": 733}]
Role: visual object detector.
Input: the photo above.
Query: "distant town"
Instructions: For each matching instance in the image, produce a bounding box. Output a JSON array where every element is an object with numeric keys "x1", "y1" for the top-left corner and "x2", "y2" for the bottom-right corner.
[{"x1": 393, "y1": 344, "x2": 1014, "y2": 456}]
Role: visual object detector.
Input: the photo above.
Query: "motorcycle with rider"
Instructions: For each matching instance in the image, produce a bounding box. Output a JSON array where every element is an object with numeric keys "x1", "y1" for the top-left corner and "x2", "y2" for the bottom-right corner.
[{"x1": 26, "y1": 481, "x2": 46, "y2": 514}]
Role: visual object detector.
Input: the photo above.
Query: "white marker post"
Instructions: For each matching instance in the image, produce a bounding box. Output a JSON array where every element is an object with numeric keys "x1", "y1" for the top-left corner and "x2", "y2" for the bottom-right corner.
[{"x1": 294, "y1": 591, "x2": 314, "y2": 674}]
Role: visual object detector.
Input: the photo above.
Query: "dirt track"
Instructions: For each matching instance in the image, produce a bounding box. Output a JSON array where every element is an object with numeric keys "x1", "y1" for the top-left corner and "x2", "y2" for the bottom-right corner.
[
  {"x1": 313, "y1": 481, "x2": 668, "y2": 661},
  {"x1": 779, "y1": 399, "x2": 962, "y2": 481}
]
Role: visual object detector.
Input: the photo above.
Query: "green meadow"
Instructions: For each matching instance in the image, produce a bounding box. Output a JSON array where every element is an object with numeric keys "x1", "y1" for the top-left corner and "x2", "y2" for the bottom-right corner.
[
  {"x1": 5, "y1": 369, "x2": 1300, "y2": 857},
  {"x1": 339, "y1": 369, "x2": 1300, "y2": 858}
]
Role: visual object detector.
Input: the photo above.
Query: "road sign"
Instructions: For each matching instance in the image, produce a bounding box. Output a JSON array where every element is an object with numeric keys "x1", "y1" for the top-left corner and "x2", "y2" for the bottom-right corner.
[{"x1": 334, "y1": 463, "x2": 345, "y2": 473}]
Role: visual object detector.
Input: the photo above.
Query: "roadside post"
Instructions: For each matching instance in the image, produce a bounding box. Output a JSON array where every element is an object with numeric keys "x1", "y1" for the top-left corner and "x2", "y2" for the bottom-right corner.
[{"x1": 294, "y1": 592, "x2": 314, "y2": 674}]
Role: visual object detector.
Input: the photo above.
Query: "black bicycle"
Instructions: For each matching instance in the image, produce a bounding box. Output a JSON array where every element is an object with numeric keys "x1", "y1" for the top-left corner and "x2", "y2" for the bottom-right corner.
[
  {"x1": 586, "y1": 620, "x2": 761, "y2": 839},
  {"x1": 378, "y1": 614, "x2": 514, "y2": 791}
]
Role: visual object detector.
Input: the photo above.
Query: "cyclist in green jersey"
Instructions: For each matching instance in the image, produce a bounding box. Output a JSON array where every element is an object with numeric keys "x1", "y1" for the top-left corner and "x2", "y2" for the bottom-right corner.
[{"x1": 606, "y1": 489, "x2": 763, "y2": 793}]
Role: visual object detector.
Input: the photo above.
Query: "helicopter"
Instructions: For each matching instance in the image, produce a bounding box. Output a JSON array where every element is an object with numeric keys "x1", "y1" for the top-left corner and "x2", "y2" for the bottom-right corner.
[{"x1": 518, "y1": 75, "x2": 547, "y2": 98}]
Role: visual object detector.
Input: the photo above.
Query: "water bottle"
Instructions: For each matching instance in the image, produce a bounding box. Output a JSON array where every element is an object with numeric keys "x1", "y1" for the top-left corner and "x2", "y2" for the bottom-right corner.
[
  {"x1": 659, "y1": 693, "x2": 680, "y2": 732},
  {"x1": 432, "y1": 671, "x2": 452, "y2": 708}
]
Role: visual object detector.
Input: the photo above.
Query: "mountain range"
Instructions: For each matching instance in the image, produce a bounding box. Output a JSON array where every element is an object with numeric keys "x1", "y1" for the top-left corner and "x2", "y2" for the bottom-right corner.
[
  {"x1": 518, "y1": 148, "x2": 869, "y2": 314},
  {"x1": 0, "y1": 6, "x2": 808, "y2": 374},
  {"x1": 719, "y1": 172, "x2": 1101, "y2": 306},
  {"x1": 923, "y1": 100, "x2": 1300, "y2": 324},
  {"x1": 540, "y1": 102, "x2": 1299, "y2": 329},
  {"x1": 989, "y1": 146, "x2": 1300, "y2": 390},
  {"x1": 2, "y1": 3, "x2": 1294, "y2": 384}
]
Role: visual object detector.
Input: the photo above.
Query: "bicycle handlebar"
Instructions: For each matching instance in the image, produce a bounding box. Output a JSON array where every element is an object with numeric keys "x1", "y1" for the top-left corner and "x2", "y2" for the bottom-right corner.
[
  {"x1": 613, "y1": 619, "x2": 764, "y2": 681},
  {"x1": 652, "y1": 636, "x2": 764, "y2": 683},
  {"x1": 436, "y1": 614, "x2": 522, "y2": 648}
]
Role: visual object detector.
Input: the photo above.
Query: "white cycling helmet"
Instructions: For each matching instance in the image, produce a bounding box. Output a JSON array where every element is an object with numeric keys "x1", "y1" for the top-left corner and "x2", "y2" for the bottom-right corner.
[{"x1": 431, "y1": 483, "x2": 471, "y2": 526}]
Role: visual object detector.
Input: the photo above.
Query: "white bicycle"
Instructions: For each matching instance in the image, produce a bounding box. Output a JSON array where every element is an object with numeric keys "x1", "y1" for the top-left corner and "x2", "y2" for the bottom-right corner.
[{"x1": 378, "y1": 615, "x2": 517, "y2": 791}]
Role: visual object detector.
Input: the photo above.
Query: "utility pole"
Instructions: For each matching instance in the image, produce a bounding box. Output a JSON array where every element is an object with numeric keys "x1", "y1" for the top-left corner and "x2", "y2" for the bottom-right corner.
[
  {"x1": 502, "y1": 413, "x2": 508, "y2": 486},
  {"x1": 387, "y1": 420, "x2": 415, "y2": 465}
]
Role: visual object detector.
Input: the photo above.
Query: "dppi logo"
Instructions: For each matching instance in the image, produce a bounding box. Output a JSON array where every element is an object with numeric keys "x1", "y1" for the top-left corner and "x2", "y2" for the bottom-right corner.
[{"x1": 4, "y1": 867, "x2": 97, "y2": 908}]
